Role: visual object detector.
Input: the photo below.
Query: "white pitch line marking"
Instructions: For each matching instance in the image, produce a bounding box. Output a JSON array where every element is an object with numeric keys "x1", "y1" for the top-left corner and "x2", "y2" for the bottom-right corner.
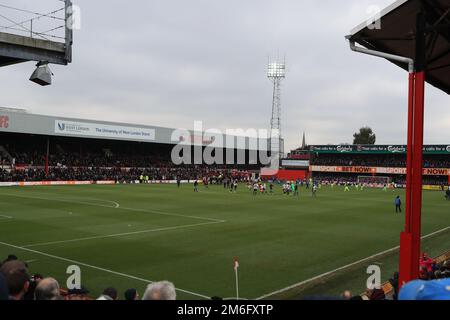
[
  {"x1": 22, "y1": 220, "x2": 225, "y2": 248},
  {"x1": 118, "y1": 205, "x2": 225, "y2": 223},
  {"x1": 255, "y1": 225, "x2": 450, "y2": 300},
  {"x1": 0, "y1": 193, "x2": 118, "y2": 209},
  {"x1": 0, "y1": 214, "x2": 13, "y2": 219},
  {"x1": 0, "y1": 241, "x2": 211, "y2": 300},
  {"x1": 1, "y1": 193, "x2": 223, "y2": 223}
]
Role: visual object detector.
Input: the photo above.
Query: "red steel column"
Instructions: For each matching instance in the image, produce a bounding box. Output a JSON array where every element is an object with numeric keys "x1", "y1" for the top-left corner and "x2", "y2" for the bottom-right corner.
[
  {"x1": 45, "y1": 138, "x2": 50, "y2": 177},
  {"x1": 399, "y1": 73, "x2": 415, "y2": 287},
  {"x1": 410, "y1": 71, "x2": 425, "y2": 279},
  {"x1": 399, "y1": 71, "x2": 425, "y2": 288},
  {"x1": 405, "y1": 73, "x2": 415, "y2": 233}
]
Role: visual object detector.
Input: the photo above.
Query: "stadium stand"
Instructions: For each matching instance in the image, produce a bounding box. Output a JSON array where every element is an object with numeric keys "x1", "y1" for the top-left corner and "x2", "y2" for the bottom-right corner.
[
  {"x1": 0, "y1": 109, "x2": 266, "y2": 184},
  {"x1": 280, "y1": 145, "x2": 450, "y2": 188},
  {"x1": 0, "y1": 132, "x2": 259, "y2": 183},
  {"x1": 360, "y1": 250, "x2": 450, "y2": 300},
  {"x1": 310, "y1": 154, "x2": 450, "y2": 168},
  {"x1": 306, "y1": 145, "x2": 450, "y2": 187}
]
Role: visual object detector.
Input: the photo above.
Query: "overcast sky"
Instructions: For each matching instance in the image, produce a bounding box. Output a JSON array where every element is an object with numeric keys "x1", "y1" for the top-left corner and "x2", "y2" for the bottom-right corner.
[{"x1": 0, "y1": 0, "x2": 448, "y2": 151}]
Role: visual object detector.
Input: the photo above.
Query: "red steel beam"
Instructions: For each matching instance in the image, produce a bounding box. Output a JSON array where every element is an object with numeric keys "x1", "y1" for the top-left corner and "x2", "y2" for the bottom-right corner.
[{"x1": 399, "y1": 71, "x2": 425, "y2": 288}]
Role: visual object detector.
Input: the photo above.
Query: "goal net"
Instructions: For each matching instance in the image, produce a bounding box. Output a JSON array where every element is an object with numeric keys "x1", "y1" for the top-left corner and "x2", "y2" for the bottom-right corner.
[{"x1": 357, "y1": 176, "x2": 391, "y2": 185}]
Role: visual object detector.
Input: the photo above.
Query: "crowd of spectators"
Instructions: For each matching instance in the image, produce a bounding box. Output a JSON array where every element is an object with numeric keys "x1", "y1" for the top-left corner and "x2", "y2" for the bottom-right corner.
[
  {"x1": 3, "y1": 252, "x2": 449, "y2": 301},
  {"x1": 2, "y1": 166, "x2": 448, "y2": 186},
  {"x1": 0, "y1": 254, "x2": 176, "y2": 301},
  {"x1": 1, "y1": 136, "x2": 449, "y2": 185},
  {"x1": 1, "y1": 135, "x2": 262, "y2": 170},
  {"x1": 311, "y1": 154, "x2": 450, "y2": 168},
  {"x1": 0, "y1": 136, "x2": 260, "y2": 183},
  {"x1": 388, "y1": 253, "x2": 450, "y2": 300},
  {"x1": 0, "y1": 165, "x2": 253, "y2": 183},
  {"x1": 418, "y1": 253, "x2": 450, "y2": 280},
  {"x1": 338, "y1": 253, "x2": 450, "y2": 301}
]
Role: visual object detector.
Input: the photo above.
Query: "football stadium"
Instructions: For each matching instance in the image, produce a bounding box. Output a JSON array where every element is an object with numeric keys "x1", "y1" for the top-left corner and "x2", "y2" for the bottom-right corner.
[
  {"x1": 0, "y1": 0, "x2": 449, "y2": 310},
  {"x1": 0, "y1": 110, "x2": 449, "y2": 301}
]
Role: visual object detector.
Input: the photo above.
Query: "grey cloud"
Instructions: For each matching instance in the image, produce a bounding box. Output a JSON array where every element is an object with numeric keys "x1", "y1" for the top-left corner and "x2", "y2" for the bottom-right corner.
[{"x1": 0, "y1": 0, "x2": 448, "y2": 152}]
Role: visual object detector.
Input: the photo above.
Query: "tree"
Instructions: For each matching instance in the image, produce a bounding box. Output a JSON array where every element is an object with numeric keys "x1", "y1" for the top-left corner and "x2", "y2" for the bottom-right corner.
[{"x1": 353, "y1": 127, "x2": 376, "y2": 145}]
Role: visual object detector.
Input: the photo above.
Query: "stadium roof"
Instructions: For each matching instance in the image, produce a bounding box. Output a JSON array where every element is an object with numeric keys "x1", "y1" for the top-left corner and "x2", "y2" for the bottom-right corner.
[
  {"x1": 347, "y1": 0, "x2": 450, "y2": 94},
  {"x1": 0, "y1": 108, "x2": 264, "y2": 150}
]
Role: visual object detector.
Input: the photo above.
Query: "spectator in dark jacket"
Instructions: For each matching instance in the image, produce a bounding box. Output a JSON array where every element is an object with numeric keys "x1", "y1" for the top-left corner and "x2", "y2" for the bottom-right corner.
[
  {"x1": 366, "y1": 288, "x2": 386, "y2": 300},
  {"x1": 388, "y1": 272, "x2": 399, "y2": 300}
]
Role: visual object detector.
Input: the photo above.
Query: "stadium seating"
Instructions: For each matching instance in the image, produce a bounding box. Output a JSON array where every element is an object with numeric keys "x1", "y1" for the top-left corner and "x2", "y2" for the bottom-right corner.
[{"x1": 360, "y1": 250, "x2": 450, "y2": 300}]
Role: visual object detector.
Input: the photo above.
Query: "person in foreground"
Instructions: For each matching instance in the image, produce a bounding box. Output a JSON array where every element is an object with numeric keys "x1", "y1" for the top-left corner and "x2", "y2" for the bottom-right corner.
[
  {"x1": 399, "y1": 278, "x2": 450, "y2": 300},
  {"x1": 34, "y1": 278, "x2": 62, "y2": 300},
  {"x1": 142, "y1": 281, "x2": 176, "y2": 300},
  {"x1": 97, "y1": 287, "x2": 118, "y2": 300}
]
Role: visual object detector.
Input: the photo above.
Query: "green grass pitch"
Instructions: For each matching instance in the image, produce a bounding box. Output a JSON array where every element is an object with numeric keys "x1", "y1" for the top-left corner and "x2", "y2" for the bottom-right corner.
[{"x1": 0, "y1": 184, "x2": 449, "y2": 299}]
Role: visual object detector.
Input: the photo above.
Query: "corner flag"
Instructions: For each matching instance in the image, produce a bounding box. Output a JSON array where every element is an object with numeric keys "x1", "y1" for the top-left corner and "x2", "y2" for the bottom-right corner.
[{"x1": 234, "y1": 257, "x2": 239, "y2": 300}]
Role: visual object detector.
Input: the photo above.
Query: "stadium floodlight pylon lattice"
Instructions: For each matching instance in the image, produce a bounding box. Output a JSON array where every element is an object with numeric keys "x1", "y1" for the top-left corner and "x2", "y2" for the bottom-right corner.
[
  {"x1": 267, "y1": 59, "x2": 286, "y2": 160},
  {"x1": 347, "y1": 0, "x2": 450, "y2": 289}
]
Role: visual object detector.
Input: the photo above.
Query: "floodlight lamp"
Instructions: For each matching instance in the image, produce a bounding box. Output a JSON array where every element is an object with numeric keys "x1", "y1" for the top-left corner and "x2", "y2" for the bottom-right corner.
[
  {"x1": 30, "y1": 61, "x2": 53, "y2": 86},
  {"x1": 267, "y1": 62, "x2": 285, "y2": 79}
]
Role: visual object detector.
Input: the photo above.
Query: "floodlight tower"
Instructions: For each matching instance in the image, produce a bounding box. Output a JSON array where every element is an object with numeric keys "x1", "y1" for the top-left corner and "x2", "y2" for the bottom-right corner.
[{"x1": 267, "y1": 60, "x2": 286, "y2": 159}]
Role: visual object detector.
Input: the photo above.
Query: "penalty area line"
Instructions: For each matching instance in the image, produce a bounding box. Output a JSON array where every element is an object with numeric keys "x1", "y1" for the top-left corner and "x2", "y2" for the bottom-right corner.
[
  {"x1": 255, "y1": 225, "x2": 450, "y2": 300},
  {"x1": 0, "y1": 240, "x2": 211, "y2": 300}
]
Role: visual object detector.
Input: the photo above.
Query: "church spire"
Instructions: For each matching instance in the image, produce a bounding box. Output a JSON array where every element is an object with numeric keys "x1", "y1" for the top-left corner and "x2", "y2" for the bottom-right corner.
[{"x1": 301, "y1": 132, "x2": 306, "y2": 149}]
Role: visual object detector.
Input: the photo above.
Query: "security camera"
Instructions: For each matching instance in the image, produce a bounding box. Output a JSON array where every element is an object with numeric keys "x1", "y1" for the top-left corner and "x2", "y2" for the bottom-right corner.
[{"x1": 30, "y1": 61, "x2": 53, "y2": 86}]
